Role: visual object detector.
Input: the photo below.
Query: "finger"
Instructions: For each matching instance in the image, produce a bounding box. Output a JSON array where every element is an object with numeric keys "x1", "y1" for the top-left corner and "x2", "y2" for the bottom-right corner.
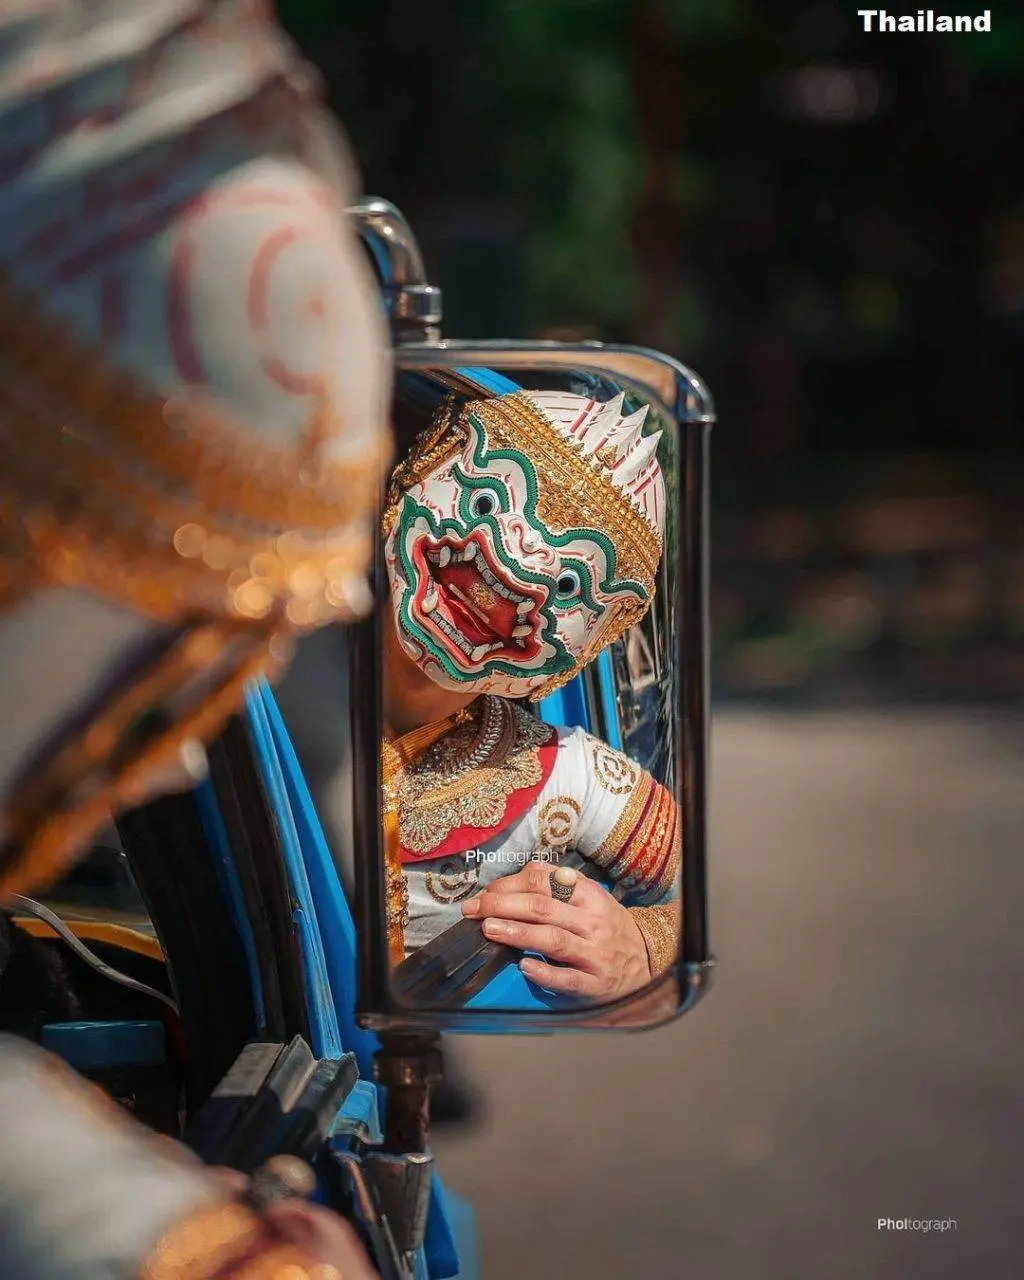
[
  {"x1": 519, "y1": 955, "x2": 606, "y2": 998},
  {"x1": 481, "y1": 862, "x2": 552, "y2": 895},
  {"x1": 211, "y1": 1167, "x2": 249, "y2": 1196},
  {"x1": 264, "y1": 1201, "x2": 378, "y2": 1278},
  {"x1": 470, "y1": 863, "x2": 603, "y2": 906},
  {"x1": 464, "y1": 890, "x2": 594, "y2": 938},
  {"x1": 494, "y1": 861, "x2": 585, "y2": 897},
  {"x1": 480, "y1": 917, "x2": 604, "y2": 969}
]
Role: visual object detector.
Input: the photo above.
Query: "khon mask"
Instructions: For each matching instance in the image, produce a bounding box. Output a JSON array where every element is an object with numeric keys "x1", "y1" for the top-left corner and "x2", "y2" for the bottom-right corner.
[{"x1": 384, "y1": 390, "x2": 666, "y2": 700}]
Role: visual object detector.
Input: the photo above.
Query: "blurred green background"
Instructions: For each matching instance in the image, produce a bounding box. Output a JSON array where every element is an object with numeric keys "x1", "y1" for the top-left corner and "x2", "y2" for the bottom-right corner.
[{"x1": 281, "y1": 0, "x2": 1023, "y2": 701}]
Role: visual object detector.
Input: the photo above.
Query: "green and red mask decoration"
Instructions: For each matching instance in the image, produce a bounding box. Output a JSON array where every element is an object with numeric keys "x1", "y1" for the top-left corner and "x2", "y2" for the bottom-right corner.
[{"x1": 383, "y1": 390, "x2": 666, "y2": 700}]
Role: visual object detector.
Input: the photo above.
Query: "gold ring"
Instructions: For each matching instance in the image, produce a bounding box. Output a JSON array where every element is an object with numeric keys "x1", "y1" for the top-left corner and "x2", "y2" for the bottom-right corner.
[{"x1": 549, "y1": 865, "x2": 579, "y2": 904}]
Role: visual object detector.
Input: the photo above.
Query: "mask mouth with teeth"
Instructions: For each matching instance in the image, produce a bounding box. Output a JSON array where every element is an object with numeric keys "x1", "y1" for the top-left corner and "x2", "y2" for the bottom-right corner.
[
  {"x1": 387, "y1": 497, "x2": 572, "y2": 697},
  {"x1": 384, "y1": 389, "x2": 667, "y2": 700},
  {"x1": 418, "y1": 534, "x2": 545, "y2": 667}
]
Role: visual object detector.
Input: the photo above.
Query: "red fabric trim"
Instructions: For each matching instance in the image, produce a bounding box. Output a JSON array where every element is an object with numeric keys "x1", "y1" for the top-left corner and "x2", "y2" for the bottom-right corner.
[
  {"x1": 399, "y1": 726, "x2": 559, "y2": 863},
  {"x1": 605, "y1": 781, "x2": 659, "y2": 879},
  {"x1": 630, "y1": 785, "x2": 674, "y2": 886},
  {"x1": 643, "y1": 802, "x2": 680, "y2": 896}
]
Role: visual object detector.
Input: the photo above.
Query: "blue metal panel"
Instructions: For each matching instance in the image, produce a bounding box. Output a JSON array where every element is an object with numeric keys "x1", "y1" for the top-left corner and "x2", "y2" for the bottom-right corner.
[
  {"x1": 332, "y1": 1080, "x2": 383, "y2": 1147},
  {"x1": 245, "y1": 686, "x2": 342, "y2": 1061},
  {"x1": 465, "y1": 959, "x2": 581, "y2": 1014},
  {"x1": 536, "y1": 674, "x2": 591, "y2": 735},
  {"x1": 536, "y1": 656, "x2": 621, "y2": 744},
  {"x1": 452, "y1": 366, "x2": 519, "y2": 395},
  {"x1": 595, "y1": 650, "x2": 622, "y2": 749},
  {"x1": 255, "y1": 682, "x2": 380, "y2": 1077},
  {"x1": 245, "y1": 682, "x2": 465, "y2": 1280},
  {"x1": 40, "y1": 1020, "x2": 166, "y2": 1068}
]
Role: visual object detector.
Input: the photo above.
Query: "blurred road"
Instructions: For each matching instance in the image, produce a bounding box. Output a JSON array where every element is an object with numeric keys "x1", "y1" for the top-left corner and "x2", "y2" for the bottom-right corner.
[{"x1": 433, "y1": 708, "x2": 1024, "y2": 1280}]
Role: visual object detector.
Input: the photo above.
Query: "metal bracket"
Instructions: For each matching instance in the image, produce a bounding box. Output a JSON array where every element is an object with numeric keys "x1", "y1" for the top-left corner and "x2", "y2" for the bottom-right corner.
[
  {"x1": 373, "y1": 1030, "x2": 444, "y2": 1153},
  {"x1": 332, "y1": 1148, "x2": 428, "y2": 1280},
  {"x1": 348, "y1": 198, "x2": 443, "y2": 342},
  {"x1": 362, "y1": 1150, "x2": 435, "y2": 1257}
]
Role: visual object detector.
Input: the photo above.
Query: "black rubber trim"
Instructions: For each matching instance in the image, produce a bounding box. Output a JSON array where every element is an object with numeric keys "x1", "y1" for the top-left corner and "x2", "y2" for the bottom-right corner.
[
  {"x1": 206, "y1": 716, "x2": 311, "y2": 1047},
  {"x1": 116, "y1": 791, "x2": 256, "y2": 1113},
  {"x1": 391, "y1": 917, "x2": 518, "y2": 1008},
  {"x1": 186, "y1": 1035, "x2": 359, "y2": 1174}
]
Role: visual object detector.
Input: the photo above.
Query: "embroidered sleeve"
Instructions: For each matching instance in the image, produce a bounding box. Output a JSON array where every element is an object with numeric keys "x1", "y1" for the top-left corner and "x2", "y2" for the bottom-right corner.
[
  {"x1": 630, "y1": 900, "x2": 681, "y2": 976},
  {"x1": 567, "y1": 731, "x2": 681, "y2": 907}
]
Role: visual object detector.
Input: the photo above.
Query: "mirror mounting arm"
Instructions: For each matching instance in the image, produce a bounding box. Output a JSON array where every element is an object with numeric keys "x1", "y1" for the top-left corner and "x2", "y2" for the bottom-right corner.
[
  {"x1": 373, "y1": 1030, "x2": 444, "y2": 1155},
  {"x1": 348, "y1": 198, "x2": 443, "y2": 343}
]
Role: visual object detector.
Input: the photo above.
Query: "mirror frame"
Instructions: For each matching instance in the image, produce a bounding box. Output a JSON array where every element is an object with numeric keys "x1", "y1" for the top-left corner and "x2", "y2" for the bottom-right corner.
[{"x1": 352, "y1": 341, "x2": 714, "y2": 1032}]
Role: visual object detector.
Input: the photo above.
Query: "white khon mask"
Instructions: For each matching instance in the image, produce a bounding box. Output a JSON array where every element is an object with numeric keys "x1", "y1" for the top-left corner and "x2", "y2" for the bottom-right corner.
[{"x1": 384, "y1": 390, "x2": 666, "y2": 700}]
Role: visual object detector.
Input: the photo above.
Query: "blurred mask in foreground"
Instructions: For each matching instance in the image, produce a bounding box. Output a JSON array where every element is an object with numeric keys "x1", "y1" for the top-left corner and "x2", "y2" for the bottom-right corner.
[
  {"x1": 381, "y1": 378, "x2": 682, "y2": 1010},
  {"x1": 0, "y1": 2, "x2": 391, "y2": 898}
]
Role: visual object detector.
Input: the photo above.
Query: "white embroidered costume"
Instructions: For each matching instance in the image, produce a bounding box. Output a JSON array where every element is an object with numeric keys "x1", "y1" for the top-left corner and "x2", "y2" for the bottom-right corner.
[{"x1": 391, "y1": 697, "x2": 681, "y2": 975}]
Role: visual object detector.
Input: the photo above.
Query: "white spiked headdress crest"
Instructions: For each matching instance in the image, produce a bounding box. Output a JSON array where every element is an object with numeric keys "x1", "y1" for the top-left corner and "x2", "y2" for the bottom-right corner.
[{"x1": 518, "y1": 390, "x2": 666, "y2": 548}]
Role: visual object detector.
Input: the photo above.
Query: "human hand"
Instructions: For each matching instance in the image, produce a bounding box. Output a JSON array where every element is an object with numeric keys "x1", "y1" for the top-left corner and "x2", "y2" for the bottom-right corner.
[
  {"x1": 462, "y1": 861, "x2": 651, "y2": 1000},
  {"x1": 212, "y1": 1162, "x2": 379, "y2": 1279},
  {"x1": 262, "y1": 1197, "x2": 379, "y2": 1279}
]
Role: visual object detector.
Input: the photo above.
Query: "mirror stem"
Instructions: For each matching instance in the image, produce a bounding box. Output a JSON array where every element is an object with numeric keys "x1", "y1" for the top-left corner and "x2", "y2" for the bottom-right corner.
[
  {"x1": 374, "y1": 1031, "x2": 444, "y2": 1154},
  {"x1": 347, "y1": 198, "x2": 443, "y2": 343}
]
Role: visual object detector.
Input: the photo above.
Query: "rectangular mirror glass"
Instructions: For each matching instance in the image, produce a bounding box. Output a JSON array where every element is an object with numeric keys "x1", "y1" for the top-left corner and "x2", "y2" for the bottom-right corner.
[{"x1": 368, "y1": 353, "x2": 704, "y2": 1018}]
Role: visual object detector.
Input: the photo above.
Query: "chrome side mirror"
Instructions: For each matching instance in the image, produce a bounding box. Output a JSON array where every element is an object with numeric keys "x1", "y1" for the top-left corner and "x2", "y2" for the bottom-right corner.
[
  {"x1": 350, "y1": 343, "x2": 714, "y2": 1032},
  {"x1": 346, "y1": 201, "x2": 713, "y2": 1033},
  {"x1": 348, "y1": 199, "x2": 443, "y2": 342}
]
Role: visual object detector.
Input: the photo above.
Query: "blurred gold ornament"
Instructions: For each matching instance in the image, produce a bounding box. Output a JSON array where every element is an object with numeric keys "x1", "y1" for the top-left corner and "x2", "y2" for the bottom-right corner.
[
  {"x1": 0, "y1": 620, "x2": 279, "y2": 897},
  {"x1": 0, "y1": 269, "x2": 388, "y2": 897},
  {"x1": 0, "y1": 271, "x2": 387, "y2": 632}
]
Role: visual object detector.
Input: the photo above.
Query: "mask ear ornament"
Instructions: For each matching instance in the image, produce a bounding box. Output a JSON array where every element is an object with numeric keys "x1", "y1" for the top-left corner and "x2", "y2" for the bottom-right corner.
[{"x1": 527, "y1": 593, "x2": 649, "y2": 701}]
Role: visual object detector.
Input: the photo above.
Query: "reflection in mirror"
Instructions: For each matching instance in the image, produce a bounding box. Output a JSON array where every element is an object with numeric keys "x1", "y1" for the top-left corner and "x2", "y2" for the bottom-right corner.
[{"x1": 380, "y1": 367, "x2": 683, "y2": 1012}]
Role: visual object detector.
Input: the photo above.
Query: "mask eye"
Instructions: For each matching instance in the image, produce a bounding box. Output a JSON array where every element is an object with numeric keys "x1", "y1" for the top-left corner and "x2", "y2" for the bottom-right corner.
[
  {"x1": 555, "y1": 567, "x2": 581, "y2": 600},
  {"x1": 469, "y1": 490, "x2": 497, "y2": 517}
]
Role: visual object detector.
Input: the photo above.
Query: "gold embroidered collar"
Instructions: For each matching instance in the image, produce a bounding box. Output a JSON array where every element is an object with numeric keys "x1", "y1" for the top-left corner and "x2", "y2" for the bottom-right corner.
[{"x1": 388, "y1": 695, "x2": 553, "y2": 856}]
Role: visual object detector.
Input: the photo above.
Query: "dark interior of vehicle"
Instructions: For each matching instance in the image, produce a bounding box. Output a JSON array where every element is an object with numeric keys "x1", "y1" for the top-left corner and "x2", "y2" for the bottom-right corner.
[
  {"x1": 0, "y1": 816, "x2": 194, "y2": 1134},
  {"x1": 0, "y1": 719, "x2": 372, "y2": 1186},
  {"x1": 0, "y1": 715, "x2": 392, "y2": 1280},
  {"x1": 0, "y1": 716, "x2": 266, "y2": 1135}
]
